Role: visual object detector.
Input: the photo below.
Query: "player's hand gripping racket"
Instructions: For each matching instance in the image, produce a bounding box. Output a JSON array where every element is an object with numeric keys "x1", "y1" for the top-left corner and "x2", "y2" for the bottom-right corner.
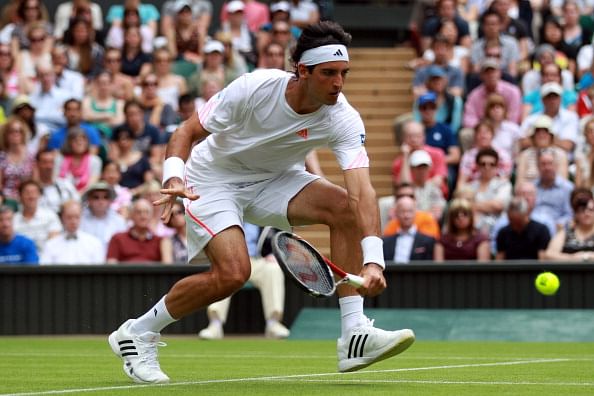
[{"x1": 272, "y1": 231, "x2": 365, "y2": 298}]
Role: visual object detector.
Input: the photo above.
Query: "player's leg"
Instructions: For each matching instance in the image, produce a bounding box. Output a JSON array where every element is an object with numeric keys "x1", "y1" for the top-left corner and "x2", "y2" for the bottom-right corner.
[
  {"x1": 109, "y1": 225, "x2": 252, "y2": 383},
  {"x1": 286, "y1": 178, "x2": 415, "y2": 372}
]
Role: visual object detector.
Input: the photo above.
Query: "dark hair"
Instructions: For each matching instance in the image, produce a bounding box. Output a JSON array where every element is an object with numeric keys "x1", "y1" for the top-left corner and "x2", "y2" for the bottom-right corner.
[
  {"x1": 570, "y1": 187, "x2": 594, "y2": 212},
  {"x1": 64, "y1": 98, "x2": 82, "y2": 110},
  {"x1": 123, "y1": 99, "x2": 142, "y2": 114},
  {"x1": 291, "y1": 21, "x2": 351, "y2": 72},
  {"x1": 481, "y1": 10, "x2": 501, "y2": 24},
  {"x1": 35, "y1": 147, "x2": 54, "y2": 161},
  {"x1": 178, "y1": 93, "x2": 195, "y2": 108},
  {"x1": 111, "y1": 125, "x2": 134, "y2": 141},
  {"x1": 18, "y1": 179, "x2": 42, "y2": 196},
  {"x1": 475, "y1": 147, "x2": 499, "y2": 165}
]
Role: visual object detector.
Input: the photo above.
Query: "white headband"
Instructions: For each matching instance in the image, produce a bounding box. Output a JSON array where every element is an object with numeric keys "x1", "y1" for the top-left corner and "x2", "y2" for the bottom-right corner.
[{"x1": 299, "y1": 44, "x2": 349, "y2": 66}]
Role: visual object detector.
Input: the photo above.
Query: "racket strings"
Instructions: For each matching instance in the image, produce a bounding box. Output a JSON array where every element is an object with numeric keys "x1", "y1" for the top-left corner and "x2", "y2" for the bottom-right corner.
[{"x1": 277, "y1": 236, "x2": 335, "y2": 295}]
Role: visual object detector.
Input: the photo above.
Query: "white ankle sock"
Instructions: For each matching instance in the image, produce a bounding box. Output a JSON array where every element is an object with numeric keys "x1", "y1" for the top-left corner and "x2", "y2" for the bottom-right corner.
[
  {"x1": 339, "y1": 295, "x2": 364, "y2": 339},
  {"x1": 130, "y1": 295, "x2": 177, "y2": 334}
]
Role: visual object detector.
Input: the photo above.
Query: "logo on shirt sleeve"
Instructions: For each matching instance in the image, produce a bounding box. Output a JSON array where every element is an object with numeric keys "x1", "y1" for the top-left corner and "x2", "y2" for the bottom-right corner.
[{"x1": 360, "y1": 134, "x2": 366, "y2": 145}]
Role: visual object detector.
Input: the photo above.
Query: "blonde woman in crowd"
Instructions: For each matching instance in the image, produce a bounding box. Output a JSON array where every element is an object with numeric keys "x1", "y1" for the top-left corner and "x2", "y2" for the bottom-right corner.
[
  {"x1": 575, "y1": 117, "x2": 594, "y2": 190},
  {"x1": 16, "y1": 22, "x2": 51, "y2": 85},
  {"x1": 516, "y1": 114, "x2": 569, "y2": 185},
  {"x1": 0, "y1": 117, "x2": 35, "y2": 200}
]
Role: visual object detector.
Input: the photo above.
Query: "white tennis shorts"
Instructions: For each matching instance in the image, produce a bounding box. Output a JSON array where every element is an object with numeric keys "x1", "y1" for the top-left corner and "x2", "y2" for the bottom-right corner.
[{"x1": 184, "y1": 169, "x2": 320, "y2": 263}]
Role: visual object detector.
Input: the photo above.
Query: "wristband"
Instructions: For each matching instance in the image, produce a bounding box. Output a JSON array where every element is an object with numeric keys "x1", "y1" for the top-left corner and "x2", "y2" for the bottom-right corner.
[
  {"x1": 361, "y1": 236, "x2": 385, "y2": 270},
  {"x1": 162, "y1": 157, "x2": 185, "y2": 185}
]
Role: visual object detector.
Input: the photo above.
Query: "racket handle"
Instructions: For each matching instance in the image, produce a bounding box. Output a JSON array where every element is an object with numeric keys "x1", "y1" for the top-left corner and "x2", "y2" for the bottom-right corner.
[{"x1": 346, "y1": 274, "x2": 365, "y2": 288}]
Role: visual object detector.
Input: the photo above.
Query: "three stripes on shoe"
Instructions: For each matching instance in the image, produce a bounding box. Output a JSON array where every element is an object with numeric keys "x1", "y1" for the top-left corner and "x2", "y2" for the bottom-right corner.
[
  {"x1": 118, "y1": 339, "x2": 138, "y2": 357},
  {"x1": 347, "y1": 333, "x2": 369, "y2": 359}
]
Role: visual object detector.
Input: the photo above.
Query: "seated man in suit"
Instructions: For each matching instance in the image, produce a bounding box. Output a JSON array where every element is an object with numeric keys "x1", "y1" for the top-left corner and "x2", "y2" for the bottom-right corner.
[{"x1": 382, "y1": 195, "x2": 436, "y2": 263}]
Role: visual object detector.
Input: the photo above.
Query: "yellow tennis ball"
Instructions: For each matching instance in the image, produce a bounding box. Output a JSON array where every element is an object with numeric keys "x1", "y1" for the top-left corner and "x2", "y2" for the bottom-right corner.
[{"x1": 535, "y1": 272, "x2": 560, "y2": 296}]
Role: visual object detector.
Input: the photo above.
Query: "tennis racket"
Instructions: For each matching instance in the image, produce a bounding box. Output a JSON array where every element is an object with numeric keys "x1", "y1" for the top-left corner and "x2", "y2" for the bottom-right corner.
[{"x1": 272, "y1": 231, "x2": 365, "y2": 298}]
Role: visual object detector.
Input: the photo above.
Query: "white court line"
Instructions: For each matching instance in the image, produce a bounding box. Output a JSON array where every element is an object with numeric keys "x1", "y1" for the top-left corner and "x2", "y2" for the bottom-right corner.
[
  {"x1": 0, "y1": 358, "x2": 572, "y2": 396},
  {"x1": 1, "y1": 352, "x2": 592, "y2": 361},
  {"x1": 294, "y1": 379, "x2": 594, "y2": 386}
]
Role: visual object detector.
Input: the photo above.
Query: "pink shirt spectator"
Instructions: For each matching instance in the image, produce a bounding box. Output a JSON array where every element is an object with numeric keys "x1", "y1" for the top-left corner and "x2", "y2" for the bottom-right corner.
[
  {"x1": 220, "y1": 0, "x2": 270, "y2": 32},
  {"x1": 463, "y1": 81, "x2": 522, "y2": 128}
]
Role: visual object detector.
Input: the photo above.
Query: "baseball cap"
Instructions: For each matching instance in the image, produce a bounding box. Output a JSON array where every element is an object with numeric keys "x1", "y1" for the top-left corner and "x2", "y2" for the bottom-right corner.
[
  {"x1": 540, "y1": 82, "x2": 563, "y2": 97},
  {"x1": 270, "y1": 1, "x2": 291, "y2": 13},
  {"x1": 426, "y1": 65, "x2": 446, "y2": 78},
  {"x1": 12, "y1": 95, "x2": 34, "y2": 111},
  {"x1": 173, "y1": 0, "x2": 191, "y2": 13},
  {"x1": 529, "y1": 114, "x2": 554, "y2": 136},
  {"x1": 203, "y1": 40, "x2": 225, "y2": 54},
  {"x1": 409, "y1": 150, "x2": 433, "y2": 167},
  {"x1": 417, "y1": 91, "x2": 437, "y2": 107},
  {"x1": 481, "y1": 57, "x2": 500, "y2": 71},
  {"x1": 227, "y1": 0, "x2": 245, "y2": 13},
  {"x1": 82, "y1": 181, "x2": 116, "y2": 201}
]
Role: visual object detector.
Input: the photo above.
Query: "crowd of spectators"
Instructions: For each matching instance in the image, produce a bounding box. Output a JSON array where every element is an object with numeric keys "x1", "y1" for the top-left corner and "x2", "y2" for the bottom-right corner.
[
  {"x1": 0, "y1": 0, "x2": 322, "y2": 265},
  {"x1": 386, "y1": 0, "x2": 594, "y2": 263}
]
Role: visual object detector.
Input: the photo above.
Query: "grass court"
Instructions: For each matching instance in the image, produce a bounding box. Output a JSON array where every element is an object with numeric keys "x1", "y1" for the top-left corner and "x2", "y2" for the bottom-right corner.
[{"x1": 1, "y1": 337, "x2": 593, "y2": 395}]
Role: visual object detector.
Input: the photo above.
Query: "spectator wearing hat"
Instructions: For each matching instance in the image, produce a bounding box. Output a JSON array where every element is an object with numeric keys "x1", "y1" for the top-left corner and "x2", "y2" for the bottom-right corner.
[
  {"x1": 415, "y1": 91, "x2": 460, "y2": 190},
  {"x1": 405, "y1": 149, "x2": 446, "y2": 222},
  {"x1": 40, "y1": 200, "x2": 104, "y2": 264},
  {"x1": 520, "y1": 82, "x2": 579, "y2": 154},
  {"x1": 161, "y1": 0, "x2": 212, "y2": 46},
  {"x1": 524, "y1": 44, "x2": 575, "y2": 93},
  {"x1": 0, "y1": 205, "x2": 38, "y2": 265},
  {"x1": 188, "y1": 40, "x2": 240, "y2": 97},
  {"x1": 219, "y1": 0, "x2": 258, "y2": 69},
  {"x1": 522, "y1": 63, "x2": 577, "y2": 119},
  {"x1": 516, "y1": 114, "x2": 568, "y2": 185},
  {"x1": 107, "y1": 198, "x2": 173, "y2": 263},
  {"x1": 79, "y1": 181, "x2": 128, "y2": 257},
  {"x1": 10, "y1": 95, "x2": 50, "y2": 155},
  {"x1": 470, "y1": 10, "x2": 520, "y2": 79},
  {"x1": 463, "y1": 57, "x2": 522, "y2": 129},
  {"x1": 220, "y1": 0, "x2": 270, "y2": 34},
  {"x1": 13, "y1": 180, "x2": 62, "y2": 253},
  {"x1": 393, "y1": 120, "x2": 448, "y2": 198},
  {"x1": 382, "y1": 195, "x2": 435, "y2": 263},
  {"x1": 413, "y1": 37, "x2": 465, "y2": 98},
  {"x1": 258, "y1": 1, "x2": 301, "y2": 47},
  {"x1": 415, "y1": 65, "x2": 463, "y2": 134}
]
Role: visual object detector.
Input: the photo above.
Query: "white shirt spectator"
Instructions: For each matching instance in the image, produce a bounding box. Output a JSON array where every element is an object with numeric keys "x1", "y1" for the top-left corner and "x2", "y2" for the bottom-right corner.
[
  {"x1": 13, "y1": 207, "x2": 63, "y2": 253},
  {"x1": 394, "y1": 226, "x2": 416, "y2": 264},
  {"x1": 30, "y1": 86, "x2": 70, "y2": 131},
  {"x1": 79, "y1": 207, "x2": 127, "y2": 257},
  {"x1": 39, "y1": 179, "x2": 80, "y2": 214},
  {"x1": 521, "y1": 109, "x2": 579, "y2": 148},
  {"x1": 40, "y1": 230, "x2": 104, "y2": 264},
  {"x1": 577, "y1": 44, "x2": 594, "y2": 74},
  {"x1": 55, "y1": 68, "x2": 85, "y2": 101}
]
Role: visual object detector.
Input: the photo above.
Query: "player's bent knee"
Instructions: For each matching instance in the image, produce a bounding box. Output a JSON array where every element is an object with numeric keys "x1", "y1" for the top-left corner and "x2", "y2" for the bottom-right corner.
[{"x1": 213, "y1": 261, "x2": 251, "y2": 295}]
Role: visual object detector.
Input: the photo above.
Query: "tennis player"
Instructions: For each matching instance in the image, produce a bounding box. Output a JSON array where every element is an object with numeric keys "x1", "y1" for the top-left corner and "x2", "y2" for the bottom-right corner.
[{"x1": 108, "y1": 21, "x2": 415, "y2": 383}]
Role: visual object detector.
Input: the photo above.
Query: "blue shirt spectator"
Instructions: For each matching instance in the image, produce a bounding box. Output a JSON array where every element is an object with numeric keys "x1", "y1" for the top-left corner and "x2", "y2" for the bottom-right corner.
[
  {"x1": 106, "y1": 3, "x2": 160, "y2": 26},
  {"x1": 425, "y1": 123, "x2": 458, "y2": 154},
  {"x1": 0, "y1": 206, "x2": 38, "y2": 265},
  {"x1": 47, "y1": 122, "x2": 102, "y2": 150}
]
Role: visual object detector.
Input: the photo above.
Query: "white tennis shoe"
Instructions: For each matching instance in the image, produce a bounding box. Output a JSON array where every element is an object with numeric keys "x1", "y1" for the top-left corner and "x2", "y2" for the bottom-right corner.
[
  {"x1": 198, "y1": 322, "x2": 224, "y2": 340},
  {"x1": 337, "y1": 319, "x2": 415, "y2": 372},
  {"x1": 108, "y1": 319, "x2": 170, "y2": 384}
]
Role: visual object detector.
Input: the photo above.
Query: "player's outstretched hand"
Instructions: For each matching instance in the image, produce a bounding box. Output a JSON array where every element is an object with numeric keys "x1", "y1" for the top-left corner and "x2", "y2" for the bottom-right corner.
[
  {"x1": 153, "y1": 177, "x2": 199, "y2": 223},
  {"x1": 358, "y1": 263, "x2": 386, "y2": 297}
]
